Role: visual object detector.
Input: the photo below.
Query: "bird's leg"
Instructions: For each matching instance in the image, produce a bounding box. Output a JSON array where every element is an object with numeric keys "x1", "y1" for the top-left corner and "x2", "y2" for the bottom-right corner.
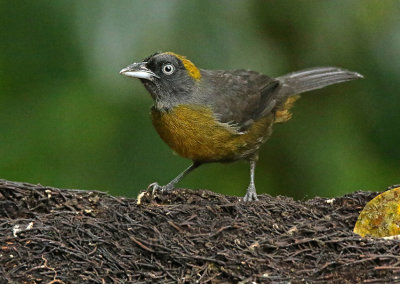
[
  {"x1": 243, "y1": 159, "x2": 259, "y2": 201},
  {"x1": 148, "y1": 161, "x2": 201, "y2": 193}
]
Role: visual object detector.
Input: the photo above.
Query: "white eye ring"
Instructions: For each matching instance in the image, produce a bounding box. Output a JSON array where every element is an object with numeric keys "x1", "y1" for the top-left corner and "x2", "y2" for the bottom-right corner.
[{"x1": 162, "y1": 64, "x2": 175, "y2": 75}]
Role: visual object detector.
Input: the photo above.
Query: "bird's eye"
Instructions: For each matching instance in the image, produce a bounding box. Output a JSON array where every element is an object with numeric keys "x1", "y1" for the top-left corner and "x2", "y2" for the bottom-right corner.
[{"x1": 162, "y1": 64, "x2": 175, "y2": 75}]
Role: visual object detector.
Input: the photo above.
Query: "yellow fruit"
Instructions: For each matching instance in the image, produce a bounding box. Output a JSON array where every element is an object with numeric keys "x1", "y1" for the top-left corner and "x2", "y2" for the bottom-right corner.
[{"x1": 354, "y1": 187, "x2": 400, "y2": 237}]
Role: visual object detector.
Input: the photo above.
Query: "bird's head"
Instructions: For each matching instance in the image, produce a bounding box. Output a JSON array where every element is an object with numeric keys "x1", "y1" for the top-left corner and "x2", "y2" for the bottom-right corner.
[{"x1": 120, "y1": 52, "x2": 202, "y2": 109}]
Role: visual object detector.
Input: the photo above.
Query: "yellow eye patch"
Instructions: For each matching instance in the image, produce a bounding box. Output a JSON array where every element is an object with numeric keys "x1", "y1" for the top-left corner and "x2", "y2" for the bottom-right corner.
[{"x1": 165, "y1": 52, "x2": 201, "y2": 80}]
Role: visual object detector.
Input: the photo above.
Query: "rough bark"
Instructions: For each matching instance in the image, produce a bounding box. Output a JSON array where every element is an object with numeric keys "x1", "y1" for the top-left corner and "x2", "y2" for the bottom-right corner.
[{"x1": 1, "y1": 179, "x2": 399, "y2": 283}]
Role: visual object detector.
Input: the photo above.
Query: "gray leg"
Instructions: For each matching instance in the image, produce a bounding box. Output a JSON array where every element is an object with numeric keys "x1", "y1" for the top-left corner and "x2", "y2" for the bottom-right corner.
[
  {"x1": 243, "y1": 160, "x2": 259, "y2": 201},
  {"x1": 148, "y1": 162, "x2": 201, "y2": 193}
]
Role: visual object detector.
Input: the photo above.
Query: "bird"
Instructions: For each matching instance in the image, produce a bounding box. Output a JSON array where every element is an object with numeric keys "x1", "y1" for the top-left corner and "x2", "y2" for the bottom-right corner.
[{"x1": 120, "y1": 52, "x2": 362, "y2": 201}]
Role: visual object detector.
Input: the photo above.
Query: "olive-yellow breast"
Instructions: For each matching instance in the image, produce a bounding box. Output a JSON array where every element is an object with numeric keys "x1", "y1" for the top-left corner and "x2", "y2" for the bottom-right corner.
[{"x1": 151, "y1": 104, "x2": 274, "y2": 163}]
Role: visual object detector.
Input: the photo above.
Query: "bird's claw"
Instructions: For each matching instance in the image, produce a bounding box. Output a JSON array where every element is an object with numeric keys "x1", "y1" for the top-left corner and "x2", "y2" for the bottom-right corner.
[
  {"x1": 147, "y1": 182, "x2": 174, "y2": 195},
  {"x1": 243, "y1": 187, "x2": 259, "y2": 202}
]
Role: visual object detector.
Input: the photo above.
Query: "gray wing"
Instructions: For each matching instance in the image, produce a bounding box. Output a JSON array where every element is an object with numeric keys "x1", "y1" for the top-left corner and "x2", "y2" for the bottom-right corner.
[
  {"x1": 198, "y1": 69, "x2": 281, "y2": 132},
  {"x1": 197, "y1": 67, "x2": 362, "y2": 132}
]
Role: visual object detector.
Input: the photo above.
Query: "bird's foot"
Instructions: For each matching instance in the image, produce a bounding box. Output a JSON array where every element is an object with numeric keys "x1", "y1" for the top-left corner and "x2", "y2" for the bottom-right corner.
[
  {"x1": 147, "y1": 182, "x2": 175, "y2": 195},
  {"x1": 243, "y1": 186, "x2": 259, "y2": 202}
]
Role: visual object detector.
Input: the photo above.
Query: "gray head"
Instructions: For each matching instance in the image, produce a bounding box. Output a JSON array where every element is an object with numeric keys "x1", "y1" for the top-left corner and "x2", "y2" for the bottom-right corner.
[{"x1": 120, "y1": 52, "x2": 201, "y2": 109}]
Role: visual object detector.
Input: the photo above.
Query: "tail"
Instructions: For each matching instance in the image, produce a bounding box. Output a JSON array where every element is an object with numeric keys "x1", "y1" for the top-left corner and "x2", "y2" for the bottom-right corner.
[
  {"x1": 276, "y1": 67, "x2": 363, "y2": 95},
  {"x1": 274, "y1": 67, "x2": 363, "y2": 123}
]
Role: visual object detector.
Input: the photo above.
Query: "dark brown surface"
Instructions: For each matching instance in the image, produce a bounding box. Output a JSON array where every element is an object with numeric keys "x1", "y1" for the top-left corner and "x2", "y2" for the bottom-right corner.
[{"x1": 1, "y1": 179, "x2": 399, "y2": 283}]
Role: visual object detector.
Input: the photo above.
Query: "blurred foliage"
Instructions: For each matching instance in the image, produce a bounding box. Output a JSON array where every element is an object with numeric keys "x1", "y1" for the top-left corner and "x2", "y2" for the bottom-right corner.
[{"x1": 0, "y1": 0, "x2": 399, "y2": 199}]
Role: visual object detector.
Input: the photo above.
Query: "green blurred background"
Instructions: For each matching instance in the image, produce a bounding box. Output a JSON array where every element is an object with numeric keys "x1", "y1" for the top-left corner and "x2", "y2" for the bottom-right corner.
[{"x1": 1, "y1": 0, "x2": 399, "y2": 199}]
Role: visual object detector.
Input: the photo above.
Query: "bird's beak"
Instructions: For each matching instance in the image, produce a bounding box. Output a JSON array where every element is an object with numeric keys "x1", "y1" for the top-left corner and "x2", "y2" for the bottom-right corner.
[{"x1": 119, "y1": 62, "x2": 159, "y2": 80}]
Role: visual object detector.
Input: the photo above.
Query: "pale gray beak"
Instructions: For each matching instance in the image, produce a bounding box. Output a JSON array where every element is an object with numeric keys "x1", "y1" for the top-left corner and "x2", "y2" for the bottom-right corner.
[{"x1": 119, "y1": 62, "x2": 159, "y2": 80}]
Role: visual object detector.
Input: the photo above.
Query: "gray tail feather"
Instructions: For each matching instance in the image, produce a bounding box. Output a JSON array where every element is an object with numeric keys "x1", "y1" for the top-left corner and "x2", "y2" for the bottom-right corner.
[{"x1": 277, "y1": 67, "x2": 363, "y2": 96}]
